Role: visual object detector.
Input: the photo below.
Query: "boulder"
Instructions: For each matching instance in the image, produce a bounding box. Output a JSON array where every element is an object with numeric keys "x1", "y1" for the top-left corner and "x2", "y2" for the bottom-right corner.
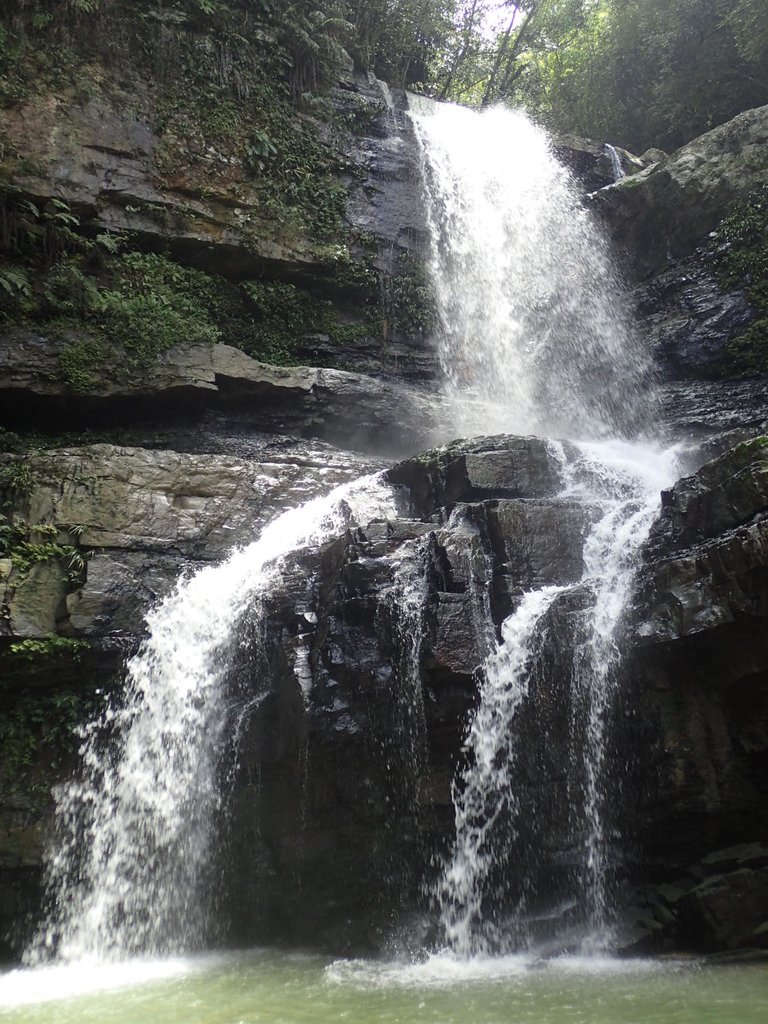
[
  {"x1": 552, "y1": 135, "x2": 645, "y2": 191},
  {"x1": 386, "y1": 435, "x2": 572, "y2": 518},
  {"x1": 677, "y1": 867, "x2": 768, "y2": 950},
  {"x1": 645, "y1": 437, "x2": 768, "y2": 557},
  {"x1": 593, "y1": 104, "x2": 768, "y2": 275}
]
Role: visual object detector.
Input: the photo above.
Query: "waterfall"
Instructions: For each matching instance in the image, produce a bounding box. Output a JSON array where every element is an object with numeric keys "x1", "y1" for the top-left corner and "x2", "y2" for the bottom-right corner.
[
  {"x1": 564, "y1": 441, "x2": 681, "y2": 946},
  {"x1": 411, "y1": 104, "x2": 655, "y2": 442},
  {"x1": 24, "y1": 100, "x2": 677, "y2": 970},
  {"x1": 27, "y1": 475, "x2": 397, "y2": 965},
  {"x1": 437, "y1": 585, "x2": 566, "y2": 957},
  {"x1": 413, "y1": 103, "x2": 676, "y2": 954},
  {"x1": 605, "y1": 144, "x2": 626, "y2": 182}
]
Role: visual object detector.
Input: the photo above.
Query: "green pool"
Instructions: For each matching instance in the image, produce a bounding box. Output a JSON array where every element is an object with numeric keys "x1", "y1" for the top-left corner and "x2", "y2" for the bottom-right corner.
[{"x1": 1, "y1": 949, "x2": 767, "y2": 1024}]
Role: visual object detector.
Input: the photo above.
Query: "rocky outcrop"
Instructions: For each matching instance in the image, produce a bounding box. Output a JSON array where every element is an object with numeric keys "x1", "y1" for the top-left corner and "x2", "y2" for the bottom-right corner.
[
  {"x1": 615, "y1": 440, "x2": 768, "y2": 951},
  {"x1": 0, "y1": 440, "x2": 379, "y2": 645},
  {"x1": 658, "y1": 379, "x2": 768, "y2": 445},
  {"x1": 593, "y1": 104, "x2": 768, "y2": 276},
  {"x1": 0, "y1": 70, "x2": 425, "y2": 284},
  {"x1": 589, "y1": 104, "x2": 768, "y2": 404},
  {"x1": 552, "y1": 135, "x2": 646, "y2": 191},
  {"x1": 635, "y1": 255, "x2": 757, "y2": 381},
  {"x1": 222, "y1": 435, "x2": 601, "y2": 948},
  {"x1": 0, "y1": 335, "x2": 440, "y2": 457}
]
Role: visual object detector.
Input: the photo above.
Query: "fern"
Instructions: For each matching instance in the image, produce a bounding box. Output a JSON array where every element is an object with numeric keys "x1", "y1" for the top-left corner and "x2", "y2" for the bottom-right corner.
[{"x1": 0, "y1": 265, "x2": 31, "y2": 296}]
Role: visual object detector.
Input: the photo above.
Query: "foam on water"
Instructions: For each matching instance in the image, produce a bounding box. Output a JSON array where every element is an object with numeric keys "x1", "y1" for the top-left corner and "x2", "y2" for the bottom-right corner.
[
  {"x1": 324, "y1": 949, "x2": 688, "y2": 990},
  {"x1": 0, "y1": 955, "x2": 218, "y2": 1007}
]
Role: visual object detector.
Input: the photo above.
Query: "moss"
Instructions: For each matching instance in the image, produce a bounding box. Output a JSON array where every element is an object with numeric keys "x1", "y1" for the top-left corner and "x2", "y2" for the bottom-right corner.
[
  {"x1": 150, "y1": 31, "x2": 348, "y2": 245},
  {"x1": 0, "y1": 425, "x2": 144, "y2": 454},
  {"x1": 711, "y1": 185, "x2": 768, "y2": 376}
]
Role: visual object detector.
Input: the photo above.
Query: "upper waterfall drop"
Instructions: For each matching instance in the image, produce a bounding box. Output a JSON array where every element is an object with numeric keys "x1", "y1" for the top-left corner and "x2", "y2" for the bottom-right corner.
[{"x1": 411, "y1": 103, "x2": 655, "y2": 442}]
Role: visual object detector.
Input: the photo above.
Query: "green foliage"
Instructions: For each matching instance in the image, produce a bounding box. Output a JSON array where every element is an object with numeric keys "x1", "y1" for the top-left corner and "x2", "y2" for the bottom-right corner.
[
  {"x1": 99, "y1": 252, "x2": 221, "y2": 360},
  {"x1": 481, "y1": 0, "x2": 768, "y2": 152},
  {"x1": 712, "y1": 185, "x2": 768, "y2": 375},
  {"x1": 385, "y1": 254, "x2": 437, "y2": 335},
  {"x1": 349, "y1": 0, "x2": 455, "y2": 89},
  {"x1": 8, "y1": 635, "x2": 90, "y2": 661},
  {"x1": 0, "y1": 679, "x2": 98, "y2": 807},
  {"x1": 57, "y1": 336, "x2": 110, "y2": 391},
  {"x1": 0, "y1": 457, "x2": 32, "y2": 498},
  {"x1": 245, "y1": 128, "x2": 278, "y2": 175},
  {"x1": 0, "y1": 522, "x2": 87, "y2": 587},
  {"x1": 0, "y1": 457, "x2": 88, "y2": 587},
  {"x1": 0, "y1": 264, "x2": 31, "y2": 298},
  {"x1": 240, "y1": 277, "x2": 378, "y2": 363}
]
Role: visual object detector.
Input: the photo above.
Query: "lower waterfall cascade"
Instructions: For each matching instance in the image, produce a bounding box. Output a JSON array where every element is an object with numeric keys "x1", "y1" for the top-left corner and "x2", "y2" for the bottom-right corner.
[
  {"x1": 10, "y1": 99, "x2": 738, "y2": 986},
  {"x1": 435, "y1": 439, "x2": 683, "y2": 957},
  {"x1": 25, "y1": 476, "x2": 398, "y2": 965}
]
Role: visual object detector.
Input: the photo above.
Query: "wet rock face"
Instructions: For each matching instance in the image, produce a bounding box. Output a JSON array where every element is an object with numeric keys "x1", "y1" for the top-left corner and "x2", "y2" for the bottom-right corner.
[
  {"x1": 632, "y1": 255, "x2": 757, "y2": 381},
  {"x1": 386, "y1": 435, "x2": 572, "y2": 518},
  {"x1": 223, "y1": 434, "x2": 598, "y2": 947},
  {"x1": 552, "y1": 135, "x2": 647, "y2": 192},
  {"x1": 590, "y1": 105, "x2": 768, "y2": 407},
  {"x1": 218, "y1": 434, "x2": 768, "y2": 955},
  {"x1": 620, "y1": 441, "x2": 768, "y2": 951}
]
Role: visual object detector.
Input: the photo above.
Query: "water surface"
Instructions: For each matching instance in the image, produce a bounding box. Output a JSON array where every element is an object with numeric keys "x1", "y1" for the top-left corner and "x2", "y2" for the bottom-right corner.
[{"x1": 2, "y1": 950, "x2": 766, "y2": 1024}]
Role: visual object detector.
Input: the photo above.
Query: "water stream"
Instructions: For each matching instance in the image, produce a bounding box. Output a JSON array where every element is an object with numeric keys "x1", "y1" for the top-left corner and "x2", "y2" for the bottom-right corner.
[{"x1": 411, "y1": 102, "x2": 655, "y2": 441}]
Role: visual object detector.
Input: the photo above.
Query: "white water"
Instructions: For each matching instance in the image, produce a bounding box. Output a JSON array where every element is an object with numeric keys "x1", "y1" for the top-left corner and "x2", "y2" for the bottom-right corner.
[
  {"x1": 437, "y1": 585, "x2": 567, "y2": 957},
  {"x1": 437, "y1": 441, "x2": 682, "y2": 956},
  {"x1": 605, "y1": 144, "x2": 626, "y2": 182},
  {"x1": 27, "y1": 475, "x2": 397, "y2": 965},
  {"x1": 411, "y1": 103, "x2": 654, "y2": 441},
  {"x1": 565, "y1": 441, "x2": 682, "y2": 946},
  {"x1": 412, "y1": 103, "x2": 681, "y2": 955}
]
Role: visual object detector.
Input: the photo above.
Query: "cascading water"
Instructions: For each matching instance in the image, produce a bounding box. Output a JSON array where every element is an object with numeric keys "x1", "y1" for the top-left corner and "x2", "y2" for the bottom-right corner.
[
  {"x1": 411, "y1": 103, "x2": 655, "y2": 441},
  {"x1": 412, "y1": 102, "x2": 677, "y2": 954},
  {"x1": 605, "y1": 144, "x2": 626, "y2": 182},
  {"x1": 563, "y1": 441, "x2": 681, "y2": 946},
  {"x1": 437, "y1": 584, "x2": 566, "y2": 957},
  {"x1": 27, "y1": 475, "x2": 397, "y2": 965}
]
